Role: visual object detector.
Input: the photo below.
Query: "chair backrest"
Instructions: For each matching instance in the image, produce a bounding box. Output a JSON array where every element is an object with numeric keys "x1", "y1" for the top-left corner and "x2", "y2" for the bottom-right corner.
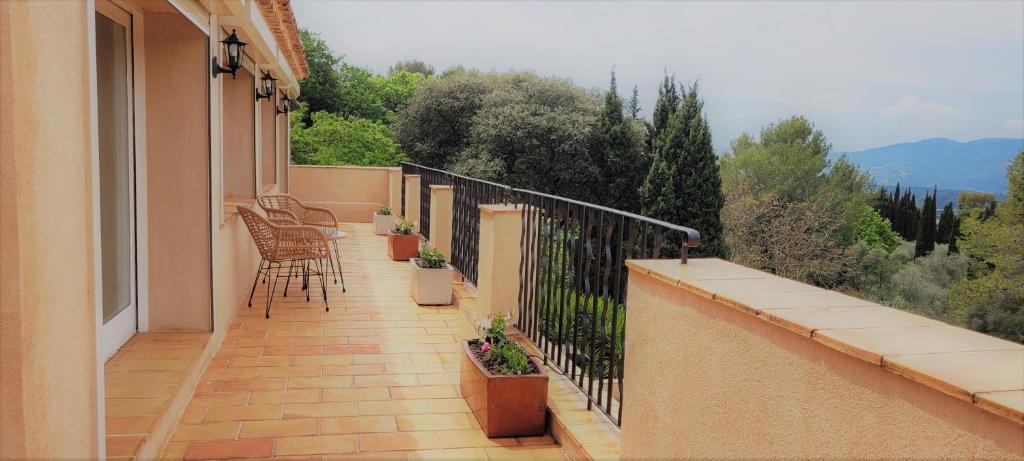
[
  {"x1": 238, "y1": 206, "x2": 277, "y2": 261},
  {"x1": 258, "y1": 194, "x2": 303, "y2": 217}
]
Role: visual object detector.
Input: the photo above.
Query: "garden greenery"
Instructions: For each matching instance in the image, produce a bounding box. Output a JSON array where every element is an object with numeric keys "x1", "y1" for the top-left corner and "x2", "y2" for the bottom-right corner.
[
  {"x1": 417, "y1": 246, "x2": 447, "y2": 269},
  {"x1": 391, "y1": 220, "x2": 414, "y2": 235},
  {"x1": 377, "y1": 203, "x2": 392, "y2": 216}
]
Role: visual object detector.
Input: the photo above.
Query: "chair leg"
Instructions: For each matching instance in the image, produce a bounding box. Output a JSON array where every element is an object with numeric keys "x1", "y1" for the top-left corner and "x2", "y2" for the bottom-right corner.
[
  {"x1": 265, "y1": 262, "x2": 280, "y2": 319},
  {"x1": 247, "y1": 258, "x2": 265, "y2": 308},
  {"x1": 318, "y1": 258, "x2": 329, "y2": 312},
  {"x1": 283, "y1": 260, "x2": 293, "y2": 297},
  {"x1": 304, "y1": 259, "x2": 311, "y2": 302},
  {"x1": 326, "y1": 248, "x2": 338, "y2": 284},
  {"x1": 333, "y1": 240, "x2": 346, "y2": 293}
]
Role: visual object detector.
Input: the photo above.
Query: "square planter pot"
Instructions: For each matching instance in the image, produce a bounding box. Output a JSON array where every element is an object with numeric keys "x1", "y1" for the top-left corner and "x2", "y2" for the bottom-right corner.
[
  {"x1": 460, "y1": 340, "x2": 548, "y2": 438},
  {"x1": 409, "y1": 259, "x2": 454, "y2": 305},
  {"x1": 387, "y1": 233, "x2": 420, "y2": 261},
  {"x1": 374, "y1": 213, "x2": 398, "y2": 235}
]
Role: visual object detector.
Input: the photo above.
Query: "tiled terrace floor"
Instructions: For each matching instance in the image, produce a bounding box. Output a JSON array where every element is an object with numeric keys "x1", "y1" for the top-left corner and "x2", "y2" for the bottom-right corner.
[{"x1": 161, "y1": 223, "x2": 567, "y2": 460}]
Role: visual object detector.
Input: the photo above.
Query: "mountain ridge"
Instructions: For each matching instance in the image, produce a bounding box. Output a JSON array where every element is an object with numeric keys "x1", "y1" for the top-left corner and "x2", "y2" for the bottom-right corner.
[{"x1": 834, "y1": 137, "x2": 1023, "y2": 194}]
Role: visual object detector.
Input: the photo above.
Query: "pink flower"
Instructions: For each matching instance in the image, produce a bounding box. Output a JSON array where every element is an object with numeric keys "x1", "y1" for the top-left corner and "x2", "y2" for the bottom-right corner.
[{"x1": 481, "y1": 342, "x2": 491, "y2": 353}]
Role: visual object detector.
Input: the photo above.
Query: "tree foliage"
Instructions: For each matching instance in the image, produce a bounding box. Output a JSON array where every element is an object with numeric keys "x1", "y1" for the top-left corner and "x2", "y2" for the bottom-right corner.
[
  {"x1": 720, "y1": 116, "x2": 871, "y2": 286},
  {"x1": 915, "y1": 188, "x2": 937, "y2": 257},
  {"x1": 596, "y1": 71, "x2": 648, "y2": 212},
  {"x1": 854, "y1": 206, "x2": 901, "y2": 253},
  {"x1": 289, "y1": 104, "x2": 406, "y2": 167},
  {"x1": 388, "y1": 59, "x2": 435, "y2": 76},
  {"x1": 957, "y1": 191, "x2": 997, "y2": 211},
  {"x1": 936, "y1": 202, "x2": 956, "y2": 244}
]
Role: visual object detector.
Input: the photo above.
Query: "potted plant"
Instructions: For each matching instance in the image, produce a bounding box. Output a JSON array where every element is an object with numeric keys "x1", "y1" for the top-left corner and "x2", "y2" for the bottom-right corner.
[
  {"x1": 387, "y1": 219, "x2": 420, "y2": 261},
  {"x1": 409, "y1": 246, "x2": 454, "y2": 305},
  {"x1": 460, "y1": 314, "x2": 548, "y2": 438},
  {"x1": 373, "y1": 203, "x2": 398, "y2": 235}
]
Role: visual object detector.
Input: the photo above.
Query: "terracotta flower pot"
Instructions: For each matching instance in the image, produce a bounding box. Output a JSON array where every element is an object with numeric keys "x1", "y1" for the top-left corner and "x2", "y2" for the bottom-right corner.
[
  {"x1": 409, "y1": 259, "x2": 454, "y2": 305},
  {"x1": 374, "y1": 213, "x2": 398, "y2": 235},
  {"x1": 387, "y1": 232, "x2": 420, "y2": 261},
  {"x1": 460, "y1": 340, "x2": 548, "y2": 438}
]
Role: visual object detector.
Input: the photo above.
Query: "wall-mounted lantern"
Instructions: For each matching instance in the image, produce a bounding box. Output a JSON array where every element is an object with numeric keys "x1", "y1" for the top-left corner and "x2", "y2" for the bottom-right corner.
[
  {"x1": 211, "y1": 29, "x2": 247, "y2": 79},
  {"x1": 276, "y1": 93, "x2": 293, "y2": 115},
  {"x1": 256, "y1": 71, "x2": 277, "y2": 101}
]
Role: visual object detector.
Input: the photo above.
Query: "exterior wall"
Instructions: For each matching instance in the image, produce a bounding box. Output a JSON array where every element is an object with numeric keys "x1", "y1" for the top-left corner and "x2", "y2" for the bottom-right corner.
[
  {"x1": 212, "y1": 216, "x2": 261, "y2": 332},
  {"x1": 260, "y1": 89, "x2": 277, "y2": 186},
  {"x1": 144, "y1": 10, "x2": 212, "y2": 331},
  {"x1": 222, "y1": 67, "x2": 256, "y2": 199},
  {"x1": 288, "y1": 165, "x2": 397, "y2": 223},
  {"x1": 621, "y1": 265, "x2": 1024, "y2": 459},
  {"x1": 0, "y1": 1, "x2": 100, "y2": 458},
  {"x1": 278, "y1": 106, "x2": 289, "y2": 192}
]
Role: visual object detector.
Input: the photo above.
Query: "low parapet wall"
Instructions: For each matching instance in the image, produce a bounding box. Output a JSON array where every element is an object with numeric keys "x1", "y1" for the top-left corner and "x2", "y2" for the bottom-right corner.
[
  {"x1": 288, "y1": 165, "x2": 402, "y2": 223},
  {"x1": 621, "y1": 258, "x2": 1023, "y2": 459}
]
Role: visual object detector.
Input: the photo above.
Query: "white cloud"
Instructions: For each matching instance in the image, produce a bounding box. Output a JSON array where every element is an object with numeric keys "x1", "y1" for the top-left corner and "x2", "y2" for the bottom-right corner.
[
  {"x1": 1002, "y1": 119, "x2": 1024, "y2": 132},
  {"x1": 880, "y1": 96, "x2": 968, "y2": 122}
]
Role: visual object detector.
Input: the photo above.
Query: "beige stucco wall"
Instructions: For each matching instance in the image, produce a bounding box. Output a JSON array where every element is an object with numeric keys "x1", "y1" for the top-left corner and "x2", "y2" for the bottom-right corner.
[
  {"x1": 0, "y1": 1, "x2": 100, "y2": 458},
  {"x1": 260, "y1": 90, "x2": 277, "y2": 187},
  {"x1": 144, "y1": 11, "x2": 212, "y2": 331},
  {"x1": 289, "y1": 165, "x2": 396, "y2": 223},
  {"x1": 475, "y1": 205, "x2": 523, "y2": 325},
  {"x1": 278, "y1": 105, "x2": 289, "y2": 193},
  {"x1": 621, "y1": 266, "x2": 1024, "y2": 459},
  {"x1": 223, "y1": 68, "x2": 256, "y2": 199}
]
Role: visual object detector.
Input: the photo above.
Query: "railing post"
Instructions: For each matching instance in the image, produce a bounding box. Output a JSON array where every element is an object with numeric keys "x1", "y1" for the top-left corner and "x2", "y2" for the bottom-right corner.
[
  {"x1": 388, "y1": 168, "x2": 403, "y2": 216},
  {"x1": 476, "y1": 204, "x2": 524, "y2": 326},
  {"x1": 428, "y1": 185, "x2": 454, "y2": 260},
  {"x1": 403, "y1": 174, "x2": 421, "y2": 231}
]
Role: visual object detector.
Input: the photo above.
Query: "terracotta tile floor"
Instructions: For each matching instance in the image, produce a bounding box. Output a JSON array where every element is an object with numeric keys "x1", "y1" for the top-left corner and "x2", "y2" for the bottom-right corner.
[
  {"x1": 161, "y1": 223, "x2": 566, "y2": 460},
  {"x1": 105, "y1": 331, "x2": 211, "y2": 460}
]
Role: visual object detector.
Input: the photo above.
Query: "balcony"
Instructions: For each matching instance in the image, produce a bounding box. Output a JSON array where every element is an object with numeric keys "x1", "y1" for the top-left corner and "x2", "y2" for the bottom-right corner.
[{"x1": 122, "y1": 163, "x2": 1021, "y2": 460}]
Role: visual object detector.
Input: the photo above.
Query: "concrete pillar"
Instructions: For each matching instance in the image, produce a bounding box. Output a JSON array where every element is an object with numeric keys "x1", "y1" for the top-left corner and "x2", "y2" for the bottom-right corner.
[
  {"x1": 476, "y1": 204, "x2": 524, "y2": 325},
  {"x1": 1, "y1": 1, "x2": 101, "y2": 458},
  {"x1": 403, "y1": 174, "x2": 421, "y2": 231},
  {"x1": 388, "y1": 168, "x2": 403, "y2": 216},
  {"x1": 428, "y1": 185, "x2": 454, "y2": 260}
]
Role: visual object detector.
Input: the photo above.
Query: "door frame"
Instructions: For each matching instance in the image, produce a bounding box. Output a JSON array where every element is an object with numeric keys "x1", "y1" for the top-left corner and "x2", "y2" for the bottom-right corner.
[{"x1": 93, "y1": 0, "x2": 150, "y2": 362}]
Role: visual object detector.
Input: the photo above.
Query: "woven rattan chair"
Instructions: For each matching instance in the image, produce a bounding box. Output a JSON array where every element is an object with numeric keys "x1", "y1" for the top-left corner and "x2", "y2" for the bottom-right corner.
[
  {"x1": 239, "y1": 206, "x2": 331, "y2": 318},
  {"x1": 258, "y1": 194, "x2": 347, "y2": 292}
]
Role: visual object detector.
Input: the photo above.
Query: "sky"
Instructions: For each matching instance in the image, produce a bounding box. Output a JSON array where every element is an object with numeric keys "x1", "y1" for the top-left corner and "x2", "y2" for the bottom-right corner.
[{"x1": 291, "y1": 1, "x2": 1024, "y2": 153}]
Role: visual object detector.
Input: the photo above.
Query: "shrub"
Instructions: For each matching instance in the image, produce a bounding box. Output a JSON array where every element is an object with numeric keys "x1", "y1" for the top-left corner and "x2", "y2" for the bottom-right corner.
[
  {"x1": 290, "y1": 105, "x2": 407, "y2": 167},
  {"x1": 392, "y1": 220, "x2": 414, "y2": 235},
  {"x1": 853, "y1": 206, "x2": 901, "y2": 253},
  {"x1": 417, "y1": 246, "x2": 447, "y2": 269},
  {"x1": 377, "y1": 203, "x2": 392, "y2": 216}
]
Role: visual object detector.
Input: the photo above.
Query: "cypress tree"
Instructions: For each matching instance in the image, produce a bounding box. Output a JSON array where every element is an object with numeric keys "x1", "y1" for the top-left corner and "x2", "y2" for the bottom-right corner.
[
  {"x1": 641, "y1": 82, "x2": 725, "y2": 257},
  {"x1": 651, "y1": 74, "x2": 680, "y2": 148},
  {"x1": 641, "y1": 75, "x2": 682, "y2": 219},
  {"x1": 627, "y1": 86, "x2": 641, "y2": 119},
  {"x1": 874, "y1": 186, "x2": 890, "y2": 221},
  {"x1": 598, "y1": 71, "x2": 646, "y2": 212},
  {"x1": 892, "y1": 183, "x2": 903, "y2": 235},
  {"x1": 948, "y1": 215, "x2": 960, "y2": 254},
  {"x1": 915, "y1": 188, "x2": 936, "y2": 257},
  {"x1": 936, "y1": 201, "x2": 955, "y2": 244}
]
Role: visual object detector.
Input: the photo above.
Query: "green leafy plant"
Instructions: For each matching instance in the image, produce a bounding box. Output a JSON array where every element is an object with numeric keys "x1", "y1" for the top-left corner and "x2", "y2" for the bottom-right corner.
[
  {"x1": 377, "y1": 203, "x2": 392, "y2": 216},
  {"x1": 486, "y1": 340, "x2": 531, "y2": 375},
  {"x1": 392, "y1": 220, "x2": 414, "y2": 235},
  {"x1": 478, "y1": 312, "x2": 508, "y2": 343},
  {"x1": 417, "y1": 246, "x2": 447, "y2": 269}
]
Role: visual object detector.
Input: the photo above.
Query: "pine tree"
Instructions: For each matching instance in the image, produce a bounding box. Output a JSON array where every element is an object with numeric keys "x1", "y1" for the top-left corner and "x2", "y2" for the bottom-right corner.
[
  {"x1": 936, "y1": 201, "x2": 955, "y2": 244},
  {"x1": 891, "y1": 183, "x2": 903, "y2": 235},
  {"x1": 915, "y1": 188, "x2": 936, "y2": 257},
  {"x1": 598, "y1": 71, "x2": 646, "y2": 212},
  {"x1": 627, "y1": 86, "x2": 641, "y2": 119},
  {"x1": 641, "y1": 75, "x2": 681, "y2": 218}
]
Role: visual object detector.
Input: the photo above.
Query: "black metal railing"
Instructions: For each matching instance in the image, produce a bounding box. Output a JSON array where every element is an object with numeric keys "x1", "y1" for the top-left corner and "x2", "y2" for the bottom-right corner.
[
  {"x1": 513, "y1": 189, "x2": 699, "y2": 426},
  {"x1": 399, "y1": 162, "x2": 511, "y2": 285},
  {"x1": 399, "y1": 162, "x2": 701, "y2": 427}
]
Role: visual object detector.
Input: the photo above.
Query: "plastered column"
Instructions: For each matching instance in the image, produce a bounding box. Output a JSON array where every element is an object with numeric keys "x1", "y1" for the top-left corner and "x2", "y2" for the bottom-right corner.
[
  {"x1": 403, "y1": 174, "x2": 421, "y2": 231},
  {"x1": 388, "y1": 168, "x2": 403, "y2": 216},
  {"x1": 0, "y1": 1, "x2": 100, "y2": 458},
  {"x1": 428, "y1": 185, "x2": 454, "y2": 259},
  {"x1": 476, "y1": 204, "x2": 523, "y2": 325}
]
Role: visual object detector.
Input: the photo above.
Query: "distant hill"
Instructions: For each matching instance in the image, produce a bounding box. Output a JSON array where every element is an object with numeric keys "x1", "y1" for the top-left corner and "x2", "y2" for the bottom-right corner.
[{"x1": 835, "y1": 138, "x2": 1023, "y2": 195}]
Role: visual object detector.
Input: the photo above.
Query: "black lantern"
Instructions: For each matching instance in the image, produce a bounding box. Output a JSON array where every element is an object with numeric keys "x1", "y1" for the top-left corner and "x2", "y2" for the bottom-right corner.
[
  {"x1": 211, "y1": 29, "x2": 247, "y2": 79},
  {"x1": 276, "y1": 93, "x2": 293, "y2": 115},
  {"x1": 256, "y1": 71, "x2": 277, "y2": 101}
]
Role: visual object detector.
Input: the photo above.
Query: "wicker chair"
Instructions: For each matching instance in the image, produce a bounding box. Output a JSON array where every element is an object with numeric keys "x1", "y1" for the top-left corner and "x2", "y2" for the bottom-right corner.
[
  {"x1": 238, "y1": 206, "x2": 331, "y2": 318},
  {"x1": 258, "y1": 194, "x2": 347, "y2": 292}
]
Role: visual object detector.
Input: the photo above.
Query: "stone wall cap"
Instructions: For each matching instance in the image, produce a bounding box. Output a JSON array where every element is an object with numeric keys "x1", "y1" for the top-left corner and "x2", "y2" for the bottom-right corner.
[
  {"x1": 626, "y1": 258, "x2": 1024, "y2": 426},
  {"x1": 403, "y1": 174, "x2": 421, "y2": 178},
  {"x1": 429, "y1": 184, "x2": 454, "y2": 190},
  {"x1": 478, "y1": 204, "x2": 521, "y2": 214}
]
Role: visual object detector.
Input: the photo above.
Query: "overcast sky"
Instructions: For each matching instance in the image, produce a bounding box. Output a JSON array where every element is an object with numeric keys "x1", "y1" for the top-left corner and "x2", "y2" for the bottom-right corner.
[{"x1": 291, "y1": 1, "x2": 1024, "y2": 152}]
